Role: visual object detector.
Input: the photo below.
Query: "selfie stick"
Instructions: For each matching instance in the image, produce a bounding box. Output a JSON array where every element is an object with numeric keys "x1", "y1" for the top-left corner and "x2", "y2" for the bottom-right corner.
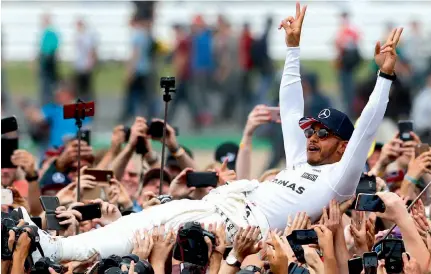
[
  {"x1": 383, "y1": 180, "x2": 431, "y2": 239},
  {"x1": 159, "y1": 77, "x2": 176, "y2": 195},
  {"x1": 74, "y1": 99, "x2": 86, "y2": 202}
]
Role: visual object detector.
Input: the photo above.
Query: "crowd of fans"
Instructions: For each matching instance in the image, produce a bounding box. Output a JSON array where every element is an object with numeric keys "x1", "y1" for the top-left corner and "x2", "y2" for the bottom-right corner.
[{"x1": 2, "y1": 2, "x2": 431, "y2": 274}]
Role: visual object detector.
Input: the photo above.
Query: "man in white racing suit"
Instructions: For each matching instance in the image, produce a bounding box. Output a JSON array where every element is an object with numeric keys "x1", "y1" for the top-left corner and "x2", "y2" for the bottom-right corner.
[{"x1": 19, "y1": 3, "x2": 403, "y2": 264}]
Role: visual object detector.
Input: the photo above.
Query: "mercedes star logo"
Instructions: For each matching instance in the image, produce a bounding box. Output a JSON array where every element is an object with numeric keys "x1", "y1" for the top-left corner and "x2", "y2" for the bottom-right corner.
[{"x1": 318, "y1": 109, "x2": 331, "y2": 119}]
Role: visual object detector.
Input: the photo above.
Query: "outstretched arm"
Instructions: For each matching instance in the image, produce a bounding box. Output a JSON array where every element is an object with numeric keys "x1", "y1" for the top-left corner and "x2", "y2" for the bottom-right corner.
[
  {"x1": 332, "y1": 28, "x2": 403, "y2": 196},
  {"x1": 279, "y1": 3, "x2": 308, "y2": 167}
]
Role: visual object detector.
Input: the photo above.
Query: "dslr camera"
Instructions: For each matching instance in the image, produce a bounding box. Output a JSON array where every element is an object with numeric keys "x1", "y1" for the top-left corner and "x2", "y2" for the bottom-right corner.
[
  {"x1": 160, "y1": 77, "x2": 175, "y2": 90},
  {"x1": 31, "y1": 257, "x2": 65, "y2": 274},
  {"x1": 98, "y1": 254, "x2": 154, "y2": 274},
  {"x1": 173, "y1": 221, "x2": 216, "y2": 266}
]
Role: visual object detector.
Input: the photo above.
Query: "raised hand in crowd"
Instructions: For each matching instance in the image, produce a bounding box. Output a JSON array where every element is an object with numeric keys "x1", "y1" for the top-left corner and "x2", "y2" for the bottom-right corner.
[
  {"x1": 303, "y1": 245, "x2": 324, "y2": 274},
  {"x1": 411, "y1": 199, "x2": 430, "y2": 243},
  {"x1": 406, "y1": 149, "x2": 431, "y2": 180},
  {"x1": 203, "y1": 223, "x2": 226, "y2": 274},
  {"x1": 132, "y1": 229, "x2": 154, "y2": 261},
  {"x1": 168, "y1": 167, "x2": 195, "y2": 200},
  {"x1": 402, "y1": 253, "x2": 421, "y2": 274},
  {"x1": 397, "y1": 132, "x2": 422, "y2": 170},
  {"x1": 7, "y1": 220, "x2": 33, "y2": 274},
  {"x1": 56, "y1": 183, "x2": 77, "y2": 206},
  {"x1": 56, "y1": 139, "x2": 93, "y2": 172},
  {"x1": 236, "y1": 104, "x2": 276, "y2": 180},
  {"x1": 232, "y1": 226, "x2": 262, "y2": 262},
  {"x1": 108, "y1": 178, "x2": 133, "y2": 210},
  {"x1": 150, "y1": 118, "x2": 197, "y2": 170},
  {"x1": 96, "y1": 125, "x2": 126, "y2": 169},
  {"x1": 10, "y1": 149, "x2": 37, "y2": 179},
  {"x1": 350, "y1": 210, "x2": 369, "y2": 254},
  {"x1": 91, "y1": 199, "x2": 122, "y2": 227},
  {"x1": 128, "y1": 117, "x2": 148, "y2": 148},
  {"x1": 374, "y1": 27, "x2": 403, "y2": 75},
  {"x1": 137, "y1": 191, "x2": 161, "y2": 209},
  {"x1": 371, "y1": 134, "x2": 403, "y2": 175},
  {"x1": 314, "y1": 225, "x2": 338, "y2": 274},
  {"x1": 216, "y1": 158, "x2": 237, "y2": 186},
  {"x1": 148, "y1": 225, "x2": 176, "y2": 274},
  {"x1": 55, "y1": 205, "x2": 81, "y2": 237},
  {"x1": 376, "y1": 192, "x2": 430, "y2": 272},
  {"x1": 285, "y1": 212, "x2": 310, "y2": 236},
  {"x1": 62, "y1": 253, "x2": 99, "y2": 274},
  {"x1": 266, "y1": 231, "x2": 289, "y2": 274}
]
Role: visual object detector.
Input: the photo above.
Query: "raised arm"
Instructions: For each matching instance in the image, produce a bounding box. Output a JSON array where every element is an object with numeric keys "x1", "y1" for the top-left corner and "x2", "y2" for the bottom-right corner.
[
  {"x1": 278, "y1": 3, "x2": 308, "y2": 167},
  {"x1": 332, "y1": 28, "x2": 403, "y2": 195}
]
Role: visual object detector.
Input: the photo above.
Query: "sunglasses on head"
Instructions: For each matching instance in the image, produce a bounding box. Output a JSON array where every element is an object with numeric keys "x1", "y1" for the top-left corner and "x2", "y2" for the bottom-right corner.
[{"x1": 304, "y1": 127, "x2": 337, "y2": 139}]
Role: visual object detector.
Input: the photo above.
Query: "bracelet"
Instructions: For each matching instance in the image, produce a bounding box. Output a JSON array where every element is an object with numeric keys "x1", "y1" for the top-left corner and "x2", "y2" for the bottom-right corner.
[
  {"x1": 405, "y1": 175, "x2": 420, "y2": 186},
  {"x1": 239, "y1": 142, "x2": 251, "y2": 150},
  {"x1": 172, "y1": 147, "x2": 185, "y2": 158},
  {"x1": 25, "y1": 173, "x2": 39, "y2": 182}
]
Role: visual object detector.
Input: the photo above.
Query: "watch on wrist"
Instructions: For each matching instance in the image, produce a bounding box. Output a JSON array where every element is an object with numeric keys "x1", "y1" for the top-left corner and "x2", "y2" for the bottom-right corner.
[
  {"x1": 226, "y1": 253, "x2": 241, "y2": 268},
  {"x1": 377, "y1": 70, "x2": 397, "y2": 81},
  {"x1": 25, "y1": 173, "x2": 39, "y2": 182}
]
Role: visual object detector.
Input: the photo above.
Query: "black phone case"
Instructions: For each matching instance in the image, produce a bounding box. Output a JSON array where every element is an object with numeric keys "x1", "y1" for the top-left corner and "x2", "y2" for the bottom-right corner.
[
  {"x1": 1, "y1": 116, "x2": 18, "y2": 134},
  {"x1": 72, "y1": 204, "x2": 102, "y2": 221},
  {"x1": 398, "y1": 121, "x2": 413, "y2": 141},
  {"x1": 78, "y1": 130, "x2": 91, "y2": 145},
  {"x1": 186, "y1": 172, "x2": 218, "y2": 188},
  {"x1": 1, "y1": 138, "x2": 18, "y2": 168},
  {"x1": 348, "y1": 257, "x2": 363, "y2": 274},
  {"x1": 39, "y1": 196, "x2": 60, "y2": 212},
  {"x1": 46, "y1": 213, "x2": 67, "y2": 231},
  {"x1": 30, "y1": 217, "x2": 42, "y2": 229},
  {"x1": 355, "y1": 194, "x2": 386, "y2": 213},
  {"x1": 291, "y1": 229, "x2": 319, "y2": 245}
]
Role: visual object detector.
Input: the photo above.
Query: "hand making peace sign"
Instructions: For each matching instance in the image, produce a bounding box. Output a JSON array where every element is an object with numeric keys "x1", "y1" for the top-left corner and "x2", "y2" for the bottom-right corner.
[
  {"x1": 375, "y1": 28, "x2": 404, "y2": 75},
  {"x1": 279, "y1": 2, "x2": 307, "y2": 47}
]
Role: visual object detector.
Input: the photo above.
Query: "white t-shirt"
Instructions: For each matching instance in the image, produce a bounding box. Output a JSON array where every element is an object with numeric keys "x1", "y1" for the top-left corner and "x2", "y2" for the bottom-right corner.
[
  {"x1": 247, "y1": 47, "x2": 393, "y2": 230},
  {"x1": 74, "y1": 30, "x2": 96, "y2": 72}
]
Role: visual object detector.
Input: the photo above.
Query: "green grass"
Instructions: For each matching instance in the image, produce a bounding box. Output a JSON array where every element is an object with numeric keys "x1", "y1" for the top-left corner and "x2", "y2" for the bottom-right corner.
[{"x1": 4, "y1": 59, "x2": 373, "y2": 97}]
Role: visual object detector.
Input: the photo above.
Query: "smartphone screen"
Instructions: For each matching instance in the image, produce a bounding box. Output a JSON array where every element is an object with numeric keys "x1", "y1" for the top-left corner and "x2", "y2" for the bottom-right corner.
[
  {"x1": 348, "y1": 257, "x2": 363, "y2": 274},
  {"x1": 363, "y1": 252, "x2": 378, "y2": 274},
  {"x1": 355, "y1": 194, "x2": 386, "y2": 213},
  {"x1": 1, "y1": 116, "x2": 18, "y2": 134},
  {"x1": 148, "y1": 121, "x2": 164, "y2": 138},
  {"x1": 186, "y1": 172, "x2": 218, "y2": 188},
  {"x1": 39, "y1": 196, "x2": 60, "y2": 212},
  {"x1": 398, "y1": 120, "x2": 413, "y2": 142},
  {"x1": 72, "y1": 203, "x2": 102, "y2": 221},
  {"x1": 291, "y1": 229, "x2": 319, "y2": 245},
  {"x1": 286, "y1": 235, "x2": 306, "y2": 264},
  {"x1": 83, "y1": 169, "x2": 113, "y2": 182},
  {"x1": 1, "y1": 138, "x2": 18, "y2": 168},
  {"x1": 381, "y1": 239, "x2": 405, "y2": 273},
  {"x1": 1, "y1": 189, "x2": 13, "y2": 205}
]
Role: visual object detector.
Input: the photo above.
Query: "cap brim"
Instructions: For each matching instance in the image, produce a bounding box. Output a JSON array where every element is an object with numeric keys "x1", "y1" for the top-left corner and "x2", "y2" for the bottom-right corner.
[{"x1": 299, "y1": 117, "x2": 327, "y2": 130}]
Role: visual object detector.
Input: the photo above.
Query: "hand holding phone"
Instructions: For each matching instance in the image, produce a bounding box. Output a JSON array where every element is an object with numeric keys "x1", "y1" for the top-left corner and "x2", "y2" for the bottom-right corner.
[
  {"x1": 363, "y1": 252, "x2": 378, "y2": 274},
  {"x1": 186, "y1": 172, "x2": 218, "y2": 188},
  {"x1": 1, "y1": 138, "x2": 19, "y2": 168},
  {"x1": 266, "y1": 106, "x2": 281, "y2": 123},
  {"x1": 415, "y1": 143, "x2": 430, "y2": 157},
  {"x1": 398, "y1": 120, "x2": 414, "y2": 142},
  {"x1": 39, "y1": 196, "x2": 66, "y2": 231},
  {"x1": 72, "y1": 203, "x2": 102, "y2": 221},
  {"x1": 290, "y1": 229, "x2": 319, "y2": 245},
  {"x1": 348, "y1": 257, "x2": 363, "y2": 274},
  {"x1": 355, "y1": 194, "x2": 386, "y2": 213},
  {"x1": 1, "y1": 116, "x2": 18, "y2": 134},
  {"x1": 288, "y1": 262, "x2": 310, "y2": 274}
]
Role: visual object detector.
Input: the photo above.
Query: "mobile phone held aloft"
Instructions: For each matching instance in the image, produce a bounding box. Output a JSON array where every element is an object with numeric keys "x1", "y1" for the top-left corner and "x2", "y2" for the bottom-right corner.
[
  {"x1": 1, "y1": 116, "x2": 18, "y2": 134},
  {"x1": 415, "y1": 143, "x2": 430, "y2": 157},
  {"x1": 39, "y1": 196, "x2": 60, "y2": 212},
  {"x1": 363, "y1": 252, "x2": 378, "y2": 274},
  {"x1": 1, "y1": 137, "x2": 19, "y2": 168},
  {"x1": 355, "y1": 193, "x2": 386, "y2": 213},
  {"x1": 373, "y1": 239, "x2": 406, "y2": 273},
  {"x1": 83, "y1": 169, "x2": 114, "y2": 182},
  {"x1": 1, "y1": 189, "x2": 13, "y2": 205},
  {"x1": 267, "y1": 107, "x2": 280, "y2": 122},
  {"x1": 72, "y1": 203, "x2": 102, "y2": 222},
  {"x1": 348, "y1": 257, "x2": 363, "y2": 274},
  {"x1": 398, "y1": 120, "x2": 413, "y2": 142},
  {"x1": 77, "y1": 129, "x2": 91, "y2": 145},
  {"x1": 186, "y1": 172, "x2": 218, "y2": 188},
  {"x1": 290, "y1": 229, "x2": 319, "y2": 246},
  {"x1": 63, "y1": 101, "x2": 95, "y2": 120}
]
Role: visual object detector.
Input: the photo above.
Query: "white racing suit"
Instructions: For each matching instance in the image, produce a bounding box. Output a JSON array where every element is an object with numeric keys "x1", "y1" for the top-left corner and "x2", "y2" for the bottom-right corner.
[{"x1": 28, "y1": 180, "x2": 269, "y2": 262}]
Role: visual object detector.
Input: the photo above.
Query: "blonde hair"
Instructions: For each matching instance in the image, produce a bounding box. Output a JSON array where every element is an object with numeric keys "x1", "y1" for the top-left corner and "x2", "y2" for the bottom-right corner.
[{"x1": 259, "y1": 168, "x2": 281, "y2": 182}]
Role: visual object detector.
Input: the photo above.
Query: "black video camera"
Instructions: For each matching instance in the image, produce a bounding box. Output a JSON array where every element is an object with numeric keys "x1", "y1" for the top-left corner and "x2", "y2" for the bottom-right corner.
[
  {"x1": 31, "y1": 257, "x2": 65, "y2": 274},
  {"x1": 160, "y1": 77, "x2": 175, "y2": 90},
  {"x1": 98, "y1": 254, "x2": 154, "y2": 274},
  {"x1": 173, "y1": 221, "x2": 216, "y2": 266}
]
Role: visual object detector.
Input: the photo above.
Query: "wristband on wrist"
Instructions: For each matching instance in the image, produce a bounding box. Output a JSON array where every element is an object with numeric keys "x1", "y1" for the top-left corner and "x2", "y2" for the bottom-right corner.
[
  {"x1": 405, "y1": 175, "x2": 420, "y2": 186},
  {"x1": 25, "y1": 173, "x2": 39, "y2": 182},
  {"x1": 172, "y1": 147, "x2": 185, "y2": 158},
  {"x1": 239, "y1": 142, "x2": 251, "y2": 150}
]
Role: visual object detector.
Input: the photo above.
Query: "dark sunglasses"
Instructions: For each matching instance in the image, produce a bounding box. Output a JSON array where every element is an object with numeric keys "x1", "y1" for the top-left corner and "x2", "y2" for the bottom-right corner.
[{"x1": 304, "y1": 127, "x2": 334, "y2": 139}]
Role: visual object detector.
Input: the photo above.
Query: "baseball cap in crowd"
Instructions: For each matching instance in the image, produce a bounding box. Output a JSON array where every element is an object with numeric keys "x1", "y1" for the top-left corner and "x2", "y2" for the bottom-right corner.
[
  {"x1": 214, "y1": 142, "x2": 239, "y2": 170},
  {"x1": 39, "y1": 171, "x2": 72, "y2": 194},
  {"x1": 299, "y1": 108, "x2": 354, "y2": 141},
  {"x1": 143, "y1": 168, "x2": 172, "y2": 186},
  {"x1": 165, "y1": 146, "x2": 193, "y2": 170}
]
